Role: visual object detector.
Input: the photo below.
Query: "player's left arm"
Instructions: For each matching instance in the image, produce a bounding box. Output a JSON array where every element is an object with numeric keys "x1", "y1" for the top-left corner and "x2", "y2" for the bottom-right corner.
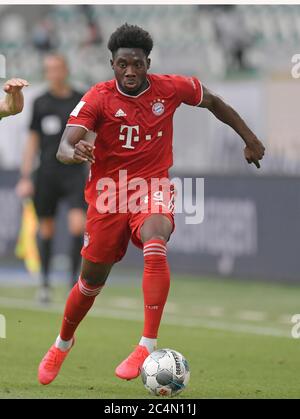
[
  {"x1": 199, "y1": 85, "x2": 265, "y2": 169},
  {"x1": 0, "y1": 78, "x2": 29, "y2": 118}
]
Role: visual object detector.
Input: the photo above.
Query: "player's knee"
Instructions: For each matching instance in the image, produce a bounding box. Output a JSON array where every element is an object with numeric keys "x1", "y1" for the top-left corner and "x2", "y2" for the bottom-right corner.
[
  {"x1": 144, "y1": 234, "x2": 167, "y2": 243},
  {"x1": 80, "y1": 262, "x2": 112, "y2": 287},
  {"x1": 83, "y1": 276, "x2": 107, "y2": 287},
  {"x1": 140, "y1": 215, "x2": 173, "y2": 244},
  {"x1": 80, "y1": 270, "x2": 108, "y2": 286}
]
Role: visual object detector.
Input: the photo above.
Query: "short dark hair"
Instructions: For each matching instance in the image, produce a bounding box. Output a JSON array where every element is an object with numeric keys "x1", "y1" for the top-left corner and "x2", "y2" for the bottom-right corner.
[{"x1": 108, "y1": 23, "x2": 153, "y2": 57}]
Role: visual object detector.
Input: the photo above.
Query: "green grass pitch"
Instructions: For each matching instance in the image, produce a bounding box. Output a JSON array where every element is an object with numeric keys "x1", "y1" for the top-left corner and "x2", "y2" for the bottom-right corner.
[{"x1": 1, "y1": 271, "x2": 300, "y2": 399}]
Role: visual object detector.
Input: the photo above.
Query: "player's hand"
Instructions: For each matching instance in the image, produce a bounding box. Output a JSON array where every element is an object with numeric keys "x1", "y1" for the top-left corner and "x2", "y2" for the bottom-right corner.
[
  {"x1": 16, "y1": 178, "x2": 34, "y2": 199},
  {"x1": 73, "y1": 140, "x2": 95, "y2": 164},
  {"x1": 244, "y1": 137, "x2": 265, "y2": 169},
  {"x1": 3, "y1": 79, "x2": 29, "y2": 94}
]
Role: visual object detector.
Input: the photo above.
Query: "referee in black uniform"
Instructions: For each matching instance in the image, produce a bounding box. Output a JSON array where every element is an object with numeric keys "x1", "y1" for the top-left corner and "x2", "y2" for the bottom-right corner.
[{"x1": 16, "y1": 54, "x2": 86, "y2": 303}]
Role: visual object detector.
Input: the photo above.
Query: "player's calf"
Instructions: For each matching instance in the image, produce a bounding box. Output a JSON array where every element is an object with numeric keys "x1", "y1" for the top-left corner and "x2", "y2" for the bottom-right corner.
[{"x1": 116, "y1": 238, "x2": 170, "y2": 380}]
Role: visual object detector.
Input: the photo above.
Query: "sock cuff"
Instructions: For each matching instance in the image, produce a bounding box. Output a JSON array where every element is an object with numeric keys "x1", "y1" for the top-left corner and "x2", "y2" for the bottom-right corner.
[
  {"x1": 78, "y1": 277, "x2": 104, "y2": 297},
  {"x1": 143, "y1": 239, "x2": 167, "y2": 258}
]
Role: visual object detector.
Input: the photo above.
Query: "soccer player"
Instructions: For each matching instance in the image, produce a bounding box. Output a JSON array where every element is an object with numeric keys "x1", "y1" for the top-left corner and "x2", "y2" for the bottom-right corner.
[
  {"x1": 38, "y1": 24, "x2": 265, "y2": 385},
  {"x1": 16, "y1": 54, "x2": 86, "y2": 302},
  {"x1": 0, "y1": 78, "x2": 28, "y2": 119}
]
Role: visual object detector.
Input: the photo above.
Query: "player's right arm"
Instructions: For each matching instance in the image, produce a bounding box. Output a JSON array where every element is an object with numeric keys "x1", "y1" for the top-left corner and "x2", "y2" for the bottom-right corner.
[
  {"x1": 56, "y1": 126, "x2": 95, "y2": 164},
  {"x1": 57, "y1": 86, "x2": 99, "y2": 165}
]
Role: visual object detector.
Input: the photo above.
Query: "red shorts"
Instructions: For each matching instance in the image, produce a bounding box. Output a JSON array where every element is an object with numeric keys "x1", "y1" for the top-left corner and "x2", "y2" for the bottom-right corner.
[{"x1": 81, "y1": 181, "x2": 175, "y2": 264}]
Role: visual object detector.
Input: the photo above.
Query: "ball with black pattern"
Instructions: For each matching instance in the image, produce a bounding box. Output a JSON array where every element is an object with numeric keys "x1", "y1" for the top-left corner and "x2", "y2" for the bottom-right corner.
[{"x1": 141, "y1": 348, "x2": 190, "y2": 397}]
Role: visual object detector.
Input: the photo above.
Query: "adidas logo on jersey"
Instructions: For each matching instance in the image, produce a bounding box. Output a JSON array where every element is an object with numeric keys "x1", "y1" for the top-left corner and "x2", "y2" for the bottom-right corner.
[{"x1": 115, "y1": 109, "x2": 127, "y2": 117}]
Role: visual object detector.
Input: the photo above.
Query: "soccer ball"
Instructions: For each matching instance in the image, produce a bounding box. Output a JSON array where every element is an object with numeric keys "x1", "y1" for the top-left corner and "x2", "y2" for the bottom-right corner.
[{"x1": 141, "y1": 349, "x2": 190, "y2": 397}]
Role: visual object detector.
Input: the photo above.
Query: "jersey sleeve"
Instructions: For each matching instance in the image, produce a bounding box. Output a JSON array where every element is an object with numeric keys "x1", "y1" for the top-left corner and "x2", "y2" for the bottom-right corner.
[
  {"x1": 67, "y1": 85, "x2": 102, "y2": 132},
  {"x1": 170, "y1": 74, "x2": 203, "y2": 107}
]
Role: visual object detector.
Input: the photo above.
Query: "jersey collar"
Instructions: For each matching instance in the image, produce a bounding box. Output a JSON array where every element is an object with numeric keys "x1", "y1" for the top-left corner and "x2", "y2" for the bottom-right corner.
[{"x1": 115, "y1": 77, "x2": 151, "y2": 98}]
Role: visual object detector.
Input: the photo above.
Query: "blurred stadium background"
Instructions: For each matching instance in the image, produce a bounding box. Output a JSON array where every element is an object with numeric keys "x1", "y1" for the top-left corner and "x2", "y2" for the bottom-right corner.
[
  {"x1": 1, "y1": 4, "x2": 300, "y2": 399},
  {"x1": 1, "y1": 4, "x2": 299, "y2": 281}
]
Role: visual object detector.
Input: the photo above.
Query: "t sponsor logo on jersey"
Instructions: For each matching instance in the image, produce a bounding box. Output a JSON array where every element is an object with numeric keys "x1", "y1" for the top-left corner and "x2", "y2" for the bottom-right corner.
[
  {"x1": 151, "y1": 98, "x2": 165, "y2": 116},
  {"x1": 115, "y1": 109, "x2": 127, "y2": 117},
  {"x1": 118, "y1": 125, "x2": 163, "y2": 149},
  {"x1": 119, "y1": 125, "x2": 139, "y2": 149}
]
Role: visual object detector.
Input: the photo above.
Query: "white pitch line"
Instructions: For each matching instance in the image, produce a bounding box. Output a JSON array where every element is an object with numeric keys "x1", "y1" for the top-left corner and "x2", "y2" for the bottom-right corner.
[
  {"x1": 237, "y1": 310, "x2": 267, "y2": 322},
  {"x1": 205, "y1": 307, "x2": 225, "y2": 317},
  {"x1": 278, "y1": 314, "x2": 293, "y2": 325},
  {"x1": 0, "y1": 296, "x2": 291, "y2": 339},
  {"x1": 111, "y1": 297, "x2": 141, "y2": 309}
]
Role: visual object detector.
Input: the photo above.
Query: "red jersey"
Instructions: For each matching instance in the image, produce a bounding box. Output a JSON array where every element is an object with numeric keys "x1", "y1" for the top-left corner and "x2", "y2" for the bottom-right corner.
[{"x1": 67, "y1": 73, "x2": 203, "y2": 207}]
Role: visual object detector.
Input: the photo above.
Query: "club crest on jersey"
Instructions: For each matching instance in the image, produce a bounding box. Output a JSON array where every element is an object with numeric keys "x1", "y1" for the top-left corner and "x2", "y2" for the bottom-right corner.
[{"x1": 151, "y1": 99, "x2": 165, "y2": 116}]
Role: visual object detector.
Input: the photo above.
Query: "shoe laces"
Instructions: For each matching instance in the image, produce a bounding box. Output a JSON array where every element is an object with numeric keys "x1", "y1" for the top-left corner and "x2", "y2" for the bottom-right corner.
[
  {"x1": 126, "y1": 346, "x2": 148, "y2": 366},
  {"x1": 43, "y1": 346, "x2": 61, "y2": 370}
]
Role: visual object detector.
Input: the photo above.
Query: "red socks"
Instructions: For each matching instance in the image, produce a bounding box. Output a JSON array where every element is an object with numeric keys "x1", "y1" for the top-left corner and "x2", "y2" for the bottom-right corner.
[
  {"x1": 142, "y1": 239, "x2": 170, "y2": 339},
  {"x1": 60, "y1": 277, "x2": 103, "y2": 341},
  {"x1": 59, "y1": 240, "x2": 170, "y2": 342}
]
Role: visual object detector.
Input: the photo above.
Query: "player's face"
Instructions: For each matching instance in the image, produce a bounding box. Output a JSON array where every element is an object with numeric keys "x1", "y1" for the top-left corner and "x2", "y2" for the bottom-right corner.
[{"x1": 111, "y1": 48, "x2": 150, "y2": 95}]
